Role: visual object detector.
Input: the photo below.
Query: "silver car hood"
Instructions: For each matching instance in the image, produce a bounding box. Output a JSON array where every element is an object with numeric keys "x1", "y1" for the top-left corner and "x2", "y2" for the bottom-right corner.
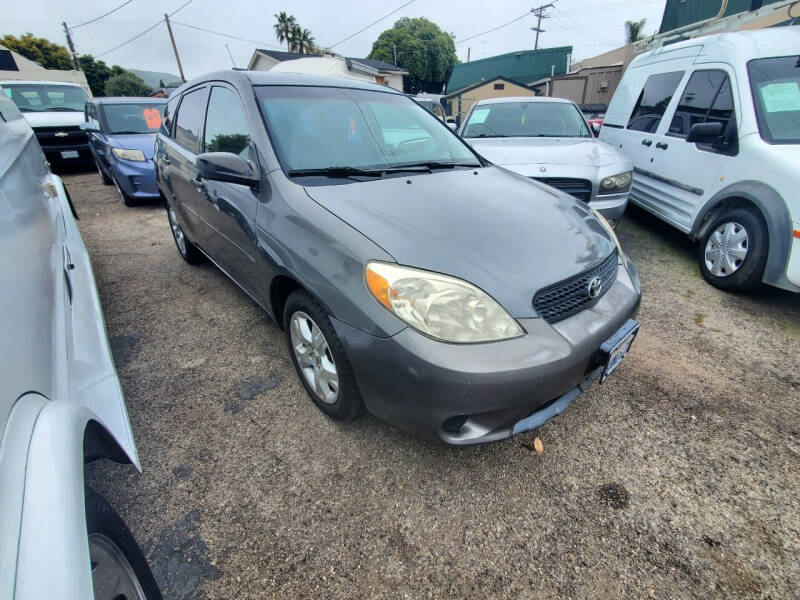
[
  {"x1": 467, "y1": 137, "x2": 621, "y2": 167},
  {"x1": 303, "y1": 166, "x2": 616, "y2": 319}
]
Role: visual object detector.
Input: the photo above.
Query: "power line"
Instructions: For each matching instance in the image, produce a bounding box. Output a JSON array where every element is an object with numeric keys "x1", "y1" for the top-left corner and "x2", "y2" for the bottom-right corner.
[
  {"x1": 167, "y1": 0, "x2": 198, "y2": 17},
  {"x1": 170, "y1": 21, "x2": 282, "y2": 50},
  {"x1": 327, "y1": 0, "x2": 416, "y2": 49},
  {"x1": 455, "y1": 10, "x2": 534, "y2": 45},
  {"x1": 70, "y1": 0, "x2": 134, "y2": 30}
]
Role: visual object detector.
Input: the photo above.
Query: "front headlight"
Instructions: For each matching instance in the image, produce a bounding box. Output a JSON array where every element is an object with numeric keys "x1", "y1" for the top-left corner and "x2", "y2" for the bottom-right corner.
[
  {"x1": 598, "y1": 171, "x2": 632, "y2": 195},
  {"x1": 111, "y1": 147, "x2": 146, "y2": 162},
  {"x1": 365, "y1": 262, "x2": 523, "y2": 343}
]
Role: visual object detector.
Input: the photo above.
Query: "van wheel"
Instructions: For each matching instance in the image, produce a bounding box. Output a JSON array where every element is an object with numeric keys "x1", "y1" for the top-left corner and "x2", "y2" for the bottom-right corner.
[
  {"x1": 167, "y1": 205, "x2": 203, "y2": 264},
  {"x1": 284, "y1": 290, "x2": 363, "y2": 421},
  {"x1": 699, "y1": 206, "x2": 768, "y2": 291},
  {"x1": 86, "y1": 488, "x2": 163, "y2": 600}
]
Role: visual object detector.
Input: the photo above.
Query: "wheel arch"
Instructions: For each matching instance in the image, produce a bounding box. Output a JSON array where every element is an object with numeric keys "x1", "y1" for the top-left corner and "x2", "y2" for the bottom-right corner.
[
  {"x1": 690, "y1": 181, "x2": 792, "y2": 288},
  {"x1": 269, "y1": 274, "x2": 303, "y2": 329}
]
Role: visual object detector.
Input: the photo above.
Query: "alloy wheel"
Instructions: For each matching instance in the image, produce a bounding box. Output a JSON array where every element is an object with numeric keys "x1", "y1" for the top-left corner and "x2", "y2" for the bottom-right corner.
[
  {"x1": 704, "y1": 221, "x2": 749, "y2": 277},
  {"x1": 168, "y1": 207, "x2": 187, "y2": 255},
  {"x1": 89, "y1": 533, "x2": 147, "y2": 600},
  {"x1": 290, "y1": 311, "x2": 339, "y2": 404}
]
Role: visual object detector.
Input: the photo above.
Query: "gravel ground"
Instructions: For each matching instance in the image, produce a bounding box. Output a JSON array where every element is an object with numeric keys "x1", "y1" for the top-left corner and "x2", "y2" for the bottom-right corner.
[{"x1": 65, "y1": 170, "x2": 800, "y2": 599}]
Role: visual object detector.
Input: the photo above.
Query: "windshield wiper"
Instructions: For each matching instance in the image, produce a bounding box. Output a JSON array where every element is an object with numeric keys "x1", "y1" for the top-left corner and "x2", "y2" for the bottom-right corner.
[
  {"x1": 288, "y1": 165, "x2": 435, "y2": 179},
  {"x1": 43, "y1": 107, "x2": 82, "y2": 112},
  {"x1": 112, "y1": 130, "x2": 147, "y2": 135},
  {"x1": 395, "y1": 161, "x2": 479, "y2": 170},
  {"x1": 469, "y1": 133, "x2": 509, "y2": 138}
]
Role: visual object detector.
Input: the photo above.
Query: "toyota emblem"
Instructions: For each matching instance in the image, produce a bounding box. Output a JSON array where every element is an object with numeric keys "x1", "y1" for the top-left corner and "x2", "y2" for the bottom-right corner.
[{"x1": 587, "y1": 277, "x2": 603, "y2": 299}]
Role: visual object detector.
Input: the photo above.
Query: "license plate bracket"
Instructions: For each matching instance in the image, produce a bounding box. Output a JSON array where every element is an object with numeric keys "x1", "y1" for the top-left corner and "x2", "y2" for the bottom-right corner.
[{"x1": 599, "y1": 319, "x2": 639, "y2": 383}]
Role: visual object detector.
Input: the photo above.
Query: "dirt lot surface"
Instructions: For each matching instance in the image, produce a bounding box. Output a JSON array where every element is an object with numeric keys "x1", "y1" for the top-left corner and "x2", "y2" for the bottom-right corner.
[{"x1": 64, "y1": 169, "x2": 800, "y2": 599}]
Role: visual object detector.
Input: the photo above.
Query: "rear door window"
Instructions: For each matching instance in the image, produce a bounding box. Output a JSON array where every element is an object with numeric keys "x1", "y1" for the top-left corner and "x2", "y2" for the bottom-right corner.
[
  {"x1": 668, "y1": 70, "x2": 735, "y2": 137},
  {"x1": 161, "y1": 95, "x2": 180, "y2": 137},
  {"x1": 174, "y1": 87, "x2": 207, "y2": 152},
  {"x1": 627, "y1": 71, "x2": 684, "y2": 132}
]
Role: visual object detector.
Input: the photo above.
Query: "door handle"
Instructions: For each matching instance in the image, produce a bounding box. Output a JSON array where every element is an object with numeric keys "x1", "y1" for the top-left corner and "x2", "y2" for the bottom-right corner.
[
  {"x1": 641, "y1": 139, "x2": 652, "y2": 146},
  {"x1": 192, "y1": 176, "x2": 206, "y2": 192},
  {"x1": 656, "y1": 142, "x2": 669, "y2": 150}
]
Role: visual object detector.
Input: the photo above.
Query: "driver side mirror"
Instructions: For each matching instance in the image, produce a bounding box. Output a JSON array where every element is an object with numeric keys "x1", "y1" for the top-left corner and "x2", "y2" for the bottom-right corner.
[
  {"x1": 196, "y1": 152, "x2": 259, "y2": 187},
  {"x1": 447, "y1": 122, "x2": 457, "y2": 131},
  {"x1": 686, "y1": 121, "x2": 724, "y2": 144},
  {"x1": 590, "y1": 122, "x2": 601, "y2": 137}
]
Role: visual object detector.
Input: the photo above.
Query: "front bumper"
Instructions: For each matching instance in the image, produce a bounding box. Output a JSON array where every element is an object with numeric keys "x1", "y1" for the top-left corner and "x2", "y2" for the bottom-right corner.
[
  {"x1": 333, "y1": 257, "x2": 641, "y2": 445},
  {"x1": 589, "y1": 192, "x2": 628, "y2": 225},
  {"x1": 110, "y1": 158, "x2": 160, "y2": 199}
]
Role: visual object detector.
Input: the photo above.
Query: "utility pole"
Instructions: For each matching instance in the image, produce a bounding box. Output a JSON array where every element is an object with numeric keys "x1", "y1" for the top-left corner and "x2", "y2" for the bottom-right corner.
[
  {"x1": 62, "y1": 22, "x2": 81, "y2": 71},
  {"x1": 531, "y1": 2, "x2": 556, "y2": 50},
  {"x1": 467, "y1": 47, "x2": 471, "y2": 62},
  {"x1": 393, "y1": 43, "x2": 397, "y2": 66},
  {"x1": 164, "y1": 13, "x2": 186, "y2": 82}
]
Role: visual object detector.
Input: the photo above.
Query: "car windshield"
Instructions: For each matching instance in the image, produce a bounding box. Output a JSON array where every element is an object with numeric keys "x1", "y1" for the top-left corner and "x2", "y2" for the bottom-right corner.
[
  {"x1": 748, "y1": 55, "x2": 800, "y2": 144},
  {"x1": 462, "y1": 101, "x2": 592, "y2": 138},
  {"x1": 2, "y1": 83, "x2": 88, "y2": 112},
  {"x1": 255, "y1": 86, "x2": 479, "y2": 176},
  {"x1": 102, "y1": 103, "x2": 165, "y2": 134}
]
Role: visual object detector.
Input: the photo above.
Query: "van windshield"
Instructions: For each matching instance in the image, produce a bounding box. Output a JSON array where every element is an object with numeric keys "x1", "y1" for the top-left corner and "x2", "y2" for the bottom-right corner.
[
  {"x1": 462, "y1": 101, "x2": 591, "y2": 138},
  {"x1": 748, "y1": 56, "x2": 800, "y2": 144},
  {"x1": 2, "y1": 83, "x2": 88, "y2": 112},
  {"x1": 256, "y1": 86, "x2": 479, "y2": 177}
]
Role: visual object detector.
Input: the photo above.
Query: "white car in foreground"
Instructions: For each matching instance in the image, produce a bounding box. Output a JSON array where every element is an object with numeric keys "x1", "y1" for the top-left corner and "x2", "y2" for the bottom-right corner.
[{"x1": 459, "y1": 96, "x2": 632, "y2": 225}]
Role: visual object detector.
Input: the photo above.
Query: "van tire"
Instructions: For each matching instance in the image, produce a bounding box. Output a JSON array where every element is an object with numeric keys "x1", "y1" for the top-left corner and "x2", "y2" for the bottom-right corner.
[{"x1": 698, "y1": 205, "x2": 768, "y2": 291}]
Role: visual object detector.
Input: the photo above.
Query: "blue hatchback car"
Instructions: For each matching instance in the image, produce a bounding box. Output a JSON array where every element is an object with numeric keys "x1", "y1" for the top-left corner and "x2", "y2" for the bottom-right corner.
[{"x1": 82, "y1": 97, "x2": 167, "y2": 205}]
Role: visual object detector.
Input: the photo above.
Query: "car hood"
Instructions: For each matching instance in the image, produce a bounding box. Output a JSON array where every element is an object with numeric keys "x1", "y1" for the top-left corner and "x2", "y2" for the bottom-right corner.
[
  {"x1": 105, "y1": 133, "x2": 157, "y2": 159},
  {"x1": 22, "y1": 110, "x2": 85, "y2": 128},
  {"x1": 302, "y1": 166, "x2": 616, "y2": 318},
  {"x1": 466, "y1": 137, "x2": 622, "y2": 167}
]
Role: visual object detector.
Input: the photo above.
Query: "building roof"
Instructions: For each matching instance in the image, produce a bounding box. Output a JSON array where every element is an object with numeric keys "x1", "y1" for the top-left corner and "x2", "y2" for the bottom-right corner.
[
  {"x1": 444, "y1": 75, "x2": 534, "y2": 98},
  {"x1": 445, "y1": 46, "x2": 572, "y2": 94},
  {"x1": 658, "y1": 0, "x2": 784, "y2": 33},
  {"x1": 253, "y1": 49, "x2": 407, "y2": 73}
]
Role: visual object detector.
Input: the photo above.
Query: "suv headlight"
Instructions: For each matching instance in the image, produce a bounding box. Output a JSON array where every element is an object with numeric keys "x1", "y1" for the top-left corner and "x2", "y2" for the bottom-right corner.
[
  {"x1": 365, "y1": 262, "x2": 523, "y2": 343},
  {"x1": 111, "y1": 147, "x2": 146, "y2": 162},
  {"x1": 598, "y1": 171, "x2": 632, "y2": 195}
]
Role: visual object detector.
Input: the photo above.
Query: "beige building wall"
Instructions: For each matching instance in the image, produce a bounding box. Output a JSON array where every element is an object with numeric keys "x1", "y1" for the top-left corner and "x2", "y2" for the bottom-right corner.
[{"x1": 447, "y1": 79, "x2": 536, "y2": 122}]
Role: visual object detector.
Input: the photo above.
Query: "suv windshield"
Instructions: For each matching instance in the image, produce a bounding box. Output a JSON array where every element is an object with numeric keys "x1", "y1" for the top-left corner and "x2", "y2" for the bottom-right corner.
[
  {"x1": 102, "y1": 103, "x2": 165, "y2": 134},
  {"x1": 2, "y1": 83, "x2": 88, "y2": 112},
  {"x1": 256, "y1": 86, "x2": 479, "y2": 176},
  {"x1": 462, "y1": 101, "x2": 591, "y2": 138},
  {"x1": 748, "y1": 56, "x2": 800, "y2": 144}
]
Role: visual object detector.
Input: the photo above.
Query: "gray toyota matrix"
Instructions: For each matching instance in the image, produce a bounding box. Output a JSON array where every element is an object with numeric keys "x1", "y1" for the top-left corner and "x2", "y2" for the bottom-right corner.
[{"x1": 155, "y1": 71, "x2": 641, "y2": 445}]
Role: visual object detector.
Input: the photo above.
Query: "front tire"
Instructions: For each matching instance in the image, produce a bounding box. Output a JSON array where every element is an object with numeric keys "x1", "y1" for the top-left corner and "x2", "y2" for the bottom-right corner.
[
  {"x1": 96, "y1": 159, "x2": 112, "y2": 185},
  {"x1": 283, "y1": 290, "x2": 363, "y2": 421},
  {"x1": 112, "y1": 175, "x2": 135, "y2": 207},
  {"x1": 698, "y1": 205, "x2": 768, "y2": 291},
  {"x1": 167, "y1": 204, "x2": 203, "y2": 264},
  {"x1": 86, "y1": 488, "x2": 162, "y2": 600}
]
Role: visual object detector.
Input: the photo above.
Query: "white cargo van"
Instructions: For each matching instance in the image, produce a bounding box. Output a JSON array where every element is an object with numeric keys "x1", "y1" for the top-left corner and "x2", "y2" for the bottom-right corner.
[{"x1": 601, "y1": 27, "x2": 800, "y2": 292}]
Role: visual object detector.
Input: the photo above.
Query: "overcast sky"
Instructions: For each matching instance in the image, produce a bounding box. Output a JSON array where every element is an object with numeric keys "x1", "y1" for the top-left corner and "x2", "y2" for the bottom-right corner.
[{"x1": 5, "y1": 0, "x2": 666, "y2": 80}]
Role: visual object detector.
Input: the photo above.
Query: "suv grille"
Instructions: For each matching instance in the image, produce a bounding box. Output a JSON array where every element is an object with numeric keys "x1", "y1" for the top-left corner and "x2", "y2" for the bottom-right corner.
[
  {"x1": 32, "y1": 125, "x2": 87, "y2": 150},
  {"x1": 533, "y1": 250, "x2": 618, "y2": 323},
  {"x1": 533, "y1": 177, "x2": 592, "y2": 203}
]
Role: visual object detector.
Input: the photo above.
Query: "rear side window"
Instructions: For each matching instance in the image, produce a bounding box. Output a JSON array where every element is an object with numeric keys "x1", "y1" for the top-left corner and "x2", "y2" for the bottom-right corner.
[
  {"x1": 161, "y1": 95, "x2": 180, "y2": 137},
  {"x1": 627, "y1": 71, "x2": 684, "y2": 132},
  {"x1": 174, "y1": 88, "x2": 207, "y2": 152},
  {"x1": 668, "y1": 70, "x2": 735, "y2": 137},
  {"x1": 203, "y1": 86, "x2": 251, "y2": 156}
]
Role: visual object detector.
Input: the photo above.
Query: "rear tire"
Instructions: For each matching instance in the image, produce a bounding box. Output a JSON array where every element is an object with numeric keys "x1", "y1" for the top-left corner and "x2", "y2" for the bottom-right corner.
[
  {"x1": 167, "y1": 204, "x2": 204, "y2": 264},
  {"x1": 283, "y1": 289, "x2": 363, "y2": 421},
  {"x1": 698, "y1": 205, "x2": 768, "y2": 291},
  {"x1": 85, "y1": 487, "x2": 162, "y2": 600}
]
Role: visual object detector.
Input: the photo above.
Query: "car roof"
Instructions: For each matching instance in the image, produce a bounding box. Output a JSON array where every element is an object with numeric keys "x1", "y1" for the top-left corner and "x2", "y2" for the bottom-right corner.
[
  {"x1": 635, "y1": 26, "x2": 800, "y2": 67},
  {"x1": 0, "y1": 80, "x2": 85, "y2": 87},
  {"x1": 89, "y1": 97, "x2": 167, "y2": 104},
  {"x1": 474, "y1": 96, "x2": 574, "y2": 106},
  {"x1": 173, "y1": 69, "x2": 403, "y2": 96}
]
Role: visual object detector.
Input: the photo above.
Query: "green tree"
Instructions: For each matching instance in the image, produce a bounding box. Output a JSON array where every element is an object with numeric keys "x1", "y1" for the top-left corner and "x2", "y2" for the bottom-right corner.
[
  {"x1": 368, "y1": 18, "x2": 458, "y2": 94},
  {"x1": 78, "y1": 54, "x2": 126, "y2": 97},
  {"x1": 274, "y1": 12, "x2": 296, "y2": 51},
  {"x1": 105, "y1": 72, "x2": 152, "y2": 97},
  {"x1": 625, "y1": 18, "x2": 647, "y2": 43},
  {"x1": 0, "y1": 33, "x2": 73, "y2": 70},
  {"x1": 290, "y1": 26, "x2": 315, "y2": 54}
]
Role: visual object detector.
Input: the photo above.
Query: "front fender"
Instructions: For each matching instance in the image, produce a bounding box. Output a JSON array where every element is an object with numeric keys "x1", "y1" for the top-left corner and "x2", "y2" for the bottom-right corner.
[{"x1": 691, "y1": 180, "x2": 795, "y2": 290}]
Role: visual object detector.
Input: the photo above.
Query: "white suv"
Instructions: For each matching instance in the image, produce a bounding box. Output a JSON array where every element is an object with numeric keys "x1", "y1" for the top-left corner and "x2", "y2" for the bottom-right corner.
[{"x1": 600, "y1": 27, "x2": 800, "y2": 292}]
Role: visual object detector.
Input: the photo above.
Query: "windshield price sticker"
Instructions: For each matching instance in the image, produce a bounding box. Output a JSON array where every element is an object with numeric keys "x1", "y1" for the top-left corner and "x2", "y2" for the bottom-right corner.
[
  {"x1": 760, "y1": 82, "x2": 800, "y2": 113},
  {"x1": 143, "y1": 107, "x2": 162, "y2": 129},
  {"x1": 469, "y1": 108, "x2": 490, "y2": 124}
]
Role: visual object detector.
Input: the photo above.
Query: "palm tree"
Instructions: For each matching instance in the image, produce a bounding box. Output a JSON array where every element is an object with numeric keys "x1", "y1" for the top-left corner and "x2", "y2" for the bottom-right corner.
[
  {"x1": 295, "y1": 28, "x2": 316, "y2": 54},
  {"x1": 625, "y1": 18, "x2": 647, "y2": 44},
  {"x1": 274, "y1": 12, "x2": 296, "y2": 51}
]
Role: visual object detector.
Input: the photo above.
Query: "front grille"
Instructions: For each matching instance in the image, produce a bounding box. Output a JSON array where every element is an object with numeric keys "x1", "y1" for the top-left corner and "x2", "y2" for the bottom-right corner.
[
  {"x1": 533, "y1": 177, "x2": 592, "y2": 203},
  {"x1": 533, "y1": 250, "x2": 618, "y2": 323},
  {"x1": 33, "y1": 125, "x2": 88, "y2": 150}
]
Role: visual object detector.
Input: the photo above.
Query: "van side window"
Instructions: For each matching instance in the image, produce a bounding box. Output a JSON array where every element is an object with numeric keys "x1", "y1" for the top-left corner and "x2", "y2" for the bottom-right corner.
[
  {"x1": 668, "y1": 70, "x2": 734, "y2": 137},
  {"x1": 627, "y1": 71, "x2": 684, "y2": 133},
  {"x1": 174, "y1": 88, "x2": 207, "y2": 152},
  {"x1": 161, "y1": 96, "x2": 180, "y2": 137}
]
